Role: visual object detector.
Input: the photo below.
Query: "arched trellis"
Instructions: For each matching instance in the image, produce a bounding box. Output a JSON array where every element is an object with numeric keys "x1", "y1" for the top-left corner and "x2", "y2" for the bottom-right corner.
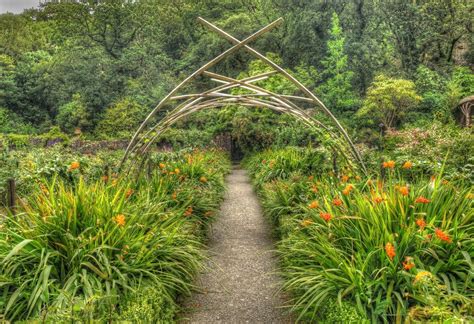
[{"x1": 120, "y1": 17, "x2": 367, "y2": 175}]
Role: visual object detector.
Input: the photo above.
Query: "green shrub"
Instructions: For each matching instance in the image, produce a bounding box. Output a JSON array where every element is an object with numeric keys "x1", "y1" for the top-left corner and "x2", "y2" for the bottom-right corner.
[
  {"x1": 95, "y1": 97, "x2": 148, "y2": 139},
  {"x1": 56, "y1": 94, "x2": 90, "y2": 134}
]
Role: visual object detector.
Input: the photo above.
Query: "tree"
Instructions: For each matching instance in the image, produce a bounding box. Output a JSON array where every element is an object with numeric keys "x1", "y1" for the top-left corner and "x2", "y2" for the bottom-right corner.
[
  {"x1": 0, "y1": 107, "x2": 35, "y2": 134},
  {"x1": 414, "y1": 65, "x2": 447, "y2": 115},
  {"x1": 47, "y1": 0, "x2": 147, "y2": 59},
  {"x1": 357, "y1": 75, "x2": 421, "y2": 128},
  {"x1": 56, "y1": 94, "x2": 90, "y2": 134},
  {"x1": 0, "y1": 54, "x2": 17, "y2": 108},
  {"x1": 95, "y1": 98, "x2": 148, "y2": 138},
  {"x1": 317, "y1": 12, "x2": 359, "y2": 115},
  {"x1": 445, "y1": 67, "x2": 474, "y2": 125}
]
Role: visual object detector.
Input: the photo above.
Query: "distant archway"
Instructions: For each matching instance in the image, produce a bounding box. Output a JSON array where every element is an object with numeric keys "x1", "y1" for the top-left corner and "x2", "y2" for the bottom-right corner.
[{"x1": 120, "y1": 17, "x2": 367, "y2": 175}]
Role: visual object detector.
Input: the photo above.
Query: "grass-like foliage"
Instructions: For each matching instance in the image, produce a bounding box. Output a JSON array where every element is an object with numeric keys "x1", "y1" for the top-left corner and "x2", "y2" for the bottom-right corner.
[
  {"x1": 0, "y1": 149, "x2": 230, "y2": 322},
  {"x1": 245, "y1": 148, "x2": 473, "y2": 323}
]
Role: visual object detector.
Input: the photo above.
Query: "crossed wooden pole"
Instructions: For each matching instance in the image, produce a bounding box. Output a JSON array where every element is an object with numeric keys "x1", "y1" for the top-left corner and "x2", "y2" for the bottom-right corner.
[{"x1": 120, "y1": 17, "x2": 367, "y2": 175}]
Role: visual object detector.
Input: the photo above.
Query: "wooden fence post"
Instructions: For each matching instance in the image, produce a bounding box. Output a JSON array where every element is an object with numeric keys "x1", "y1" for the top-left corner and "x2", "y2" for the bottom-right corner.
[
  {"x1": 147, "y1": 159, "x2": 153, "y2": 179},
  {"x1": 7, "y1": 178, "x2": 16, "y2": 214}
]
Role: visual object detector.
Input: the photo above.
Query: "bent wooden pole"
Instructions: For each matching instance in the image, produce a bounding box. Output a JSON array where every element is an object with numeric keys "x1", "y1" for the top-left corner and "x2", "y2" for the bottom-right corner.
[
  {"x1": 197, "y1": 17, "x2": 367, "y2": 174},
  {"x1": 120, "y1": 18, "x2": 284, "y2": 169}
]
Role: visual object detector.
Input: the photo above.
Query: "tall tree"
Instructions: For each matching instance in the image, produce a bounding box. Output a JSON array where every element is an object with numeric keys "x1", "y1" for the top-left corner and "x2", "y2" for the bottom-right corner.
[{"x1": 317, "y1": 13, "x2": 359, "y2": 115}]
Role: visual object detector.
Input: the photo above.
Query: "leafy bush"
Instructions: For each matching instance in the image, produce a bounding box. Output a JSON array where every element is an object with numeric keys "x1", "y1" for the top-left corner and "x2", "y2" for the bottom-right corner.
[
  {"x1": 0, "y1": 108, "x2": 36, "y2": 134},
  {"x1": 56, "y1": 94, "x2": 90, "y2": 134},
  {"x1": 357, "y1": 75, "x2": 422, "y2": 128},
  {"x1": 95, "y1": 97, "x2": 148, "y2": 139}
]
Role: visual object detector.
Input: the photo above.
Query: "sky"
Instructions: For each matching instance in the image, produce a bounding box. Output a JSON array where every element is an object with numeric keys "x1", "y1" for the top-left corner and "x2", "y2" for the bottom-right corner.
[{"x1": 0, "y1": 0, "x2": 40, "y2": 14}]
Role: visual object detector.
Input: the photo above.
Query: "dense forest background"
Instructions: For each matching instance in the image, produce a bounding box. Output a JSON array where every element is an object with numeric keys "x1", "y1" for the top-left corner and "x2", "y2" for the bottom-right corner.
[{"x1": 0, "y1": 0, "x2": 473, "y2": 150}]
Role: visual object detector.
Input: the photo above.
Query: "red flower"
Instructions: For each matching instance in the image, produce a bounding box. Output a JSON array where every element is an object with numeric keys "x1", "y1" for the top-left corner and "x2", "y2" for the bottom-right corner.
[
  {"x1": 184, "y1": 207, "x2": 193, "y2": 216},
  {"x1": 435, "y1": 228, "x2": 451, "y2": 243},
  {"x1": 385, "y1": 242, "x2": 396, "y2": 261},
  {"x1": 402, "y1": 257, "x2": 415, "y2": 270},
  {"x1": 125, "y1": 188, "x2": 134, "y2": 198},
  {"x1": 333, "y1": 198, "x2": 343, "y2": 206},
  {"x1": 416, "y1": 218, "x2": 426, "y2": 230},
  {"x1": 319, "y1": 212, "x2": 332, "y2": 223},
  {"x1": 415, "y1": 196, "x2": 430, "y2": 204}
]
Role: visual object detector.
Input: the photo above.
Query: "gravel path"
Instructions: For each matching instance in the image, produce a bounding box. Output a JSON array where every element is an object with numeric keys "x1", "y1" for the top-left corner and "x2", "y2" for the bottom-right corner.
[{"x1": 180, "y1": 166, "x2": 292, "y2": 324}]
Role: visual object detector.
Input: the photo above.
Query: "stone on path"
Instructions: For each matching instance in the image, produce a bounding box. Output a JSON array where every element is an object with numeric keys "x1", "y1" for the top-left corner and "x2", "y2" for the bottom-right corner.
[{"x1": 180, "y1": 167, "x2": 293, "y2": 324}]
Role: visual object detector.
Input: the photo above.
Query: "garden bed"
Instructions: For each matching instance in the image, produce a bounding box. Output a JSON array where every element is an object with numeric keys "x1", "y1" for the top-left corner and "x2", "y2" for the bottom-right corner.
[
  {"x1": 244, "y1": 147, "x2": 473, "y2": 323},
  {"x1": 0, "y1": 148, "x2": 230, "y2": 322}
]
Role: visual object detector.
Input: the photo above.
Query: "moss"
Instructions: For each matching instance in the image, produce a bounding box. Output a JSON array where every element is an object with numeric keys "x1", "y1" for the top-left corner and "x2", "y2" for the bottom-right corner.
[
  {"x1": 119, "y1": 284, "x2": 177, "y2": 322},
  {"x1": 319, "y1": 298, "x2": 368, "y2": 323}
]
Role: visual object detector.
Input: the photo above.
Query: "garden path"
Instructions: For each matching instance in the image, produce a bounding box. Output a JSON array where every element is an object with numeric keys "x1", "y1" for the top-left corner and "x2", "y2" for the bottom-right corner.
[{"x1": 180, "y1": 166, "x2": 292, "y2": 323}]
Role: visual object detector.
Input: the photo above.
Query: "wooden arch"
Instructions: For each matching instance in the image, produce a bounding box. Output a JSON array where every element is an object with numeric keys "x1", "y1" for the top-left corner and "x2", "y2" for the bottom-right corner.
[{"x1": 120, "y1": 17, "x2": 367, "y2": 174}]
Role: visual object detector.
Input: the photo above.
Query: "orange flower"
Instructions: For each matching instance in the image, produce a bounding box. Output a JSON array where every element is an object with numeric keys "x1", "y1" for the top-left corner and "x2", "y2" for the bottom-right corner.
[
  {"x1": 40, "y1": 184, "x2": 49, "y2": 195},
  {"x1": 171, "y1": 191, "x2": 177, "y2": 200},
  {"x1": 125, "y1": 188, "x2": 134, "y2": 198},
  {"x1": 355, "y1": 175, "x2": 361, "y2": 181},
  {"x1": 373, "y1": 196, "x2": 384, "y2": 204},
  {"x1": 199, "y1": 176, "x2": 208, "y2": 183},
  {"x1": 319, "y1": 212, "x2": 332, "y2": 223},
  {"x1": 308, "y1": 200, "x2": 319, "y2": 209},
  {"x1": 385, "y1": 242, "x2": 396, "y2": 261},
  {"x1": 402, "y1": 161, "x2": 413, "y2": 169},
  {"x1": 382, "y1": 160, "x2": 395, "y2": 169},
  {"x1": 68, "y1": 161, "x2": 80, "y2": 171},
  {"x1": 333, "y1": 198, "x2": 343, "y2": 207},
  {"x1": 398, "y1": 186, "x2": 409, "y2": 196},
  {"x1": 159, "y1": 163, "x2": 166, "y2": 169},
  {"x1": 310, "y1": 185, "x2": 318, "y2": 193},
  {"x1": 114, "y1": 214, "x2": 126, "y2": 227},
  {"x1": 402, "y1": 256, "x2": 415, "y2": 270},
  {"x1": 184, "y1": 206, "x2": 193, "y2": 216},
  {"x1": 415, "y1": 196, "x2": 430, "y2": 204},
  {"x1": 416, "y1": 218, "x2": 426, "y2": 230},
  {"x1": 434, "y1": 228, "x2": 451, "y2": 243},
  {"x1": 341, "y1": 175, "x2": 350, "y2": 183},
  {"x1": 308, "y1": 175, "x2": 314, "y2": 181},
  {"x1": 101, "y1": 175, "x2": 109, "y2": 182},
  {"x1": 300, "y1": 219, "x2": 314, "y2": 227},
  {"x1": 342, "y1": 184, "x2": 354, "y2": 196}
]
